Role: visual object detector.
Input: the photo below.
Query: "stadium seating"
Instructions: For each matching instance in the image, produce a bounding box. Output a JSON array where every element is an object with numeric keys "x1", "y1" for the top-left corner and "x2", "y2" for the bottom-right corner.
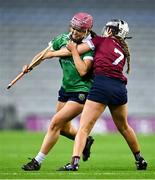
[{"x1": 0, "y1": 0, "x2": 155, "y2": 130}]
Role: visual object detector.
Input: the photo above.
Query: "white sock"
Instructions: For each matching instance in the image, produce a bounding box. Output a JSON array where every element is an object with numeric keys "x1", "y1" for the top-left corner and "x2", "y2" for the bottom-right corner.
[{"x1": 35, "y1": 152, "x2": 46, "y2": 164}]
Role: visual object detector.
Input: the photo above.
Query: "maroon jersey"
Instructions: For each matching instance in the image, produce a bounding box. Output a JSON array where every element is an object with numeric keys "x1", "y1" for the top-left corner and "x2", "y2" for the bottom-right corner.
[{"x1": 87, "y1": 36, "x2": 127, "y2": 83}]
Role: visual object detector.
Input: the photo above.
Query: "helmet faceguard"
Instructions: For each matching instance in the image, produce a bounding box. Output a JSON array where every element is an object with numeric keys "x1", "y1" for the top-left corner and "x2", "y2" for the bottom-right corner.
[
  {"x1": 70, "y1": 12, "x2": 93, "y2": 32},
  {"x1": 102, "y1": 19, "x2": 129, "y2": 39}
]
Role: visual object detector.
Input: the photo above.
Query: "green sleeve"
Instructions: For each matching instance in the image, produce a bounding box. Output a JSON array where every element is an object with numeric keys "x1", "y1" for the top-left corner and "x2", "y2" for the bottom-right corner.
[
  {"x1": 82, "y1": 50, "x2": 94, "y2": 59},
  {"x1": 49, "y1": 34, "x2": 64, "y2": 51}
]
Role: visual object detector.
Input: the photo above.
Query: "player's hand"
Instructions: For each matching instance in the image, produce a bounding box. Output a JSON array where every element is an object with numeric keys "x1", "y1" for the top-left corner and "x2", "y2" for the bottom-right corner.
[
  {"x1": 22, "y1": 65, "x2": 30, "y2": 73},
  {"x1": 107, "y1": 28, "x2": 113, "y2": 37},
  {"x1": 66, "y1": 40, "x2": 77, "y2": 52}
]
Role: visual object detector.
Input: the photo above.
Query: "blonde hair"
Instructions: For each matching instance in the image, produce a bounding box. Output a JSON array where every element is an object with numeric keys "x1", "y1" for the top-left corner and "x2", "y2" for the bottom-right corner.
[{"x1": 115, "y1": 36, "x2": 131, "y2": 74}]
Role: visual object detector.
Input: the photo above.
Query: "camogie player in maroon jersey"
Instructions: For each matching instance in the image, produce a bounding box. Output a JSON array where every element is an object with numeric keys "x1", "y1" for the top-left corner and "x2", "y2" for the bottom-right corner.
[{"x1": 54, "y1": 19, "x2": 147, "y2": 171}]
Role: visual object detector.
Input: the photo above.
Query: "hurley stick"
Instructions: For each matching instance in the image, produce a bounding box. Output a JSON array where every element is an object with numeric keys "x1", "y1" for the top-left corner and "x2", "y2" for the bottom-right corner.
[{"x1": 6, "y1": 46, "x2": 50, "y2": 89}]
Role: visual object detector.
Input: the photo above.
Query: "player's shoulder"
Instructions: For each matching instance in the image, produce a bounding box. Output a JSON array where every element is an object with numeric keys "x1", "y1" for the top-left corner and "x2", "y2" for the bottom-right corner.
[
  {"x1": 107, "y1": 37, "x2": 122, "y2": 49},
  {"x1": 106, "y1": 37, "x2": 118, "y2": 43},
  {"x1": 91, "y1": 35, "x2": 106, "y2": 46},
  {"x1": 61, "y1": 32, "x2": 70, "y2": 38},
  {"x1": 51, "y1": 32, "x2": 70, "y2": 50},
  {"x1": 102, "y1": 37, "x2": 118, "y2": 46},
  {"x1": 92, "y1": 35, "x2": 106, "y2": 42},
  {"x1": 54, "y1": 32, "x2": 70, "y2": 40}
]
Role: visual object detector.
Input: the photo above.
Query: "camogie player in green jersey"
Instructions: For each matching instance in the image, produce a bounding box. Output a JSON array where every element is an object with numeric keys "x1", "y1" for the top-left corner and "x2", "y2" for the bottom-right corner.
[
  {"x1": 22, "y1": 12, "x2": 96, "y2": 171},
  {"x1": 48, "y1": 32, "x2": 93, "y2": 93}
]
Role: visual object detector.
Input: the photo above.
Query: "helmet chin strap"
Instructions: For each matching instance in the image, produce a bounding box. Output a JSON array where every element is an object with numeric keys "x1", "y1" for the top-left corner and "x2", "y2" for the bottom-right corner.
[
  {"x1": 124, "y1": 36, "x2": 132, "y2": 40},
  {"x1": 84, "y1": 30, "x2": 88, "y2": 38}
]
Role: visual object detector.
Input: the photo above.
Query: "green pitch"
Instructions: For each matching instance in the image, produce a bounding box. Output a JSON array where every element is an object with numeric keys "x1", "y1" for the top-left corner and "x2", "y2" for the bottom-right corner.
[{"x1": 0, "y1": 131, "x2": 154, "y2": 179}]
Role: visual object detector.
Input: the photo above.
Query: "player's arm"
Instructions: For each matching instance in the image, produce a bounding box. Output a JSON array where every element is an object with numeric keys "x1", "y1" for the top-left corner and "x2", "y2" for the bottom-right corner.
[
  {"x1": 46, "y1": 42, "x2": 91, "y2": 58},
  {"x1": 22, "y1": 37, "x2": 62, "y2": 73},
  {"x1": 67, "y1": 41, "x2": 93, "y2": 76},
  {"x1": 29, "y1": 40, "x2": 92, "y2": 66},
  {"x1": 22, "y1": 39, "x2": 92, "y2": 73},
  {"x1": 22, "y1": 34, "x2": 63, "y2": 73},
  {"x1": 22, "y1": 46, "x2": 53, "y2": 73}
]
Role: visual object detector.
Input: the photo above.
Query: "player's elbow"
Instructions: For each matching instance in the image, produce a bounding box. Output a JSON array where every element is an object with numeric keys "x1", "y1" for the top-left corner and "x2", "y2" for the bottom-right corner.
[{"x1": 78, "y1": 69, "x2": 88, "y2": 77}]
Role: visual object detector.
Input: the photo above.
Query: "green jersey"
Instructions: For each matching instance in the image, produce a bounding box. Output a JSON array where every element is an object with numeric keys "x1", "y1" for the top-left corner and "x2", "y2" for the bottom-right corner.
[{"x1": 49, "y1": 33, "x2": 94, "y2": 92}]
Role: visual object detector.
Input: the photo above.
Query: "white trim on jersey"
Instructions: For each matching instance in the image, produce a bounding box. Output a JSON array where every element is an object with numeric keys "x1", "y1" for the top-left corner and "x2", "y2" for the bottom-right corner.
[
  {"x1": 86, "y1": 40, "x2": 95, "y2": 50},
  {"x1": 83, "y1": 56, "x2": 93, "y2": 61},
  {"x1": 82, "y1": 34, "x2": 92, "y2": 42},
  {"x1": 48, "y1": 41, "x2": 54, "y2": 51}
]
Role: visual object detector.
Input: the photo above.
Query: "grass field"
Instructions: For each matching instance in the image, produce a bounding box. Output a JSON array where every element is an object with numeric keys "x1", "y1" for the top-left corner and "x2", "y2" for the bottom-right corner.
[{"x1": 0, "y1": 131, "x2": 154, "y2": 179}]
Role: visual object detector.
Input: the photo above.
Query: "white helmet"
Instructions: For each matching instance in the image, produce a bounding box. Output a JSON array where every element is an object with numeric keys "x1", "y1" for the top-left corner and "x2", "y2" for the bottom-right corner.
[{"x1": 102, "y1": 19, "x2": 129, "y2": 39}]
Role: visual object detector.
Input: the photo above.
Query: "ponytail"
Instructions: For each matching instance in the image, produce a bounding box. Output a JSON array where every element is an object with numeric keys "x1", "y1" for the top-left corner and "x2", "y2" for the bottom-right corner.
[
  {"x1": 90, "y1": 30, "x2": 97, "y2": 38},
  {"x1": 115, "y1": 36, "x2": 131, "y2": 74}
]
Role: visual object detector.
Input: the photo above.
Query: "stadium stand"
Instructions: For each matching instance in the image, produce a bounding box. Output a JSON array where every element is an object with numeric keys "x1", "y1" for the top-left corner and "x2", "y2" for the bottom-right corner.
[{"x1": 0, "y1": 0, "x2": 155, "y2": 130}]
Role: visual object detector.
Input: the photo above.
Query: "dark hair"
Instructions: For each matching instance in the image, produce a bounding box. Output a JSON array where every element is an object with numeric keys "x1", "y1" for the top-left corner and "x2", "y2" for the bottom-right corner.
[
  {"x1": 115, "y1": 35, "x2": 131, "y2": 74},
  {"x1": 90, "y1": 30, "x2": 97, "y2": 38}
]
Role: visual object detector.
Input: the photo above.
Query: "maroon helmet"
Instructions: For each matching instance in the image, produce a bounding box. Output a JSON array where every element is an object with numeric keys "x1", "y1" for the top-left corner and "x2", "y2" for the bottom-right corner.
[{"x1": 70, "y1": 12, "x2": 93, "y2": 31}]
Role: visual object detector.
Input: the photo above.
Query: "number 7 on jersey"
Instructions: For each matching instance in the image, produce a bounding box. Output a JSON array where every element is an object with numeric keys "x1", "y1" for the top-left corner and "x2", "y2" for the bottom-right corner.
[{"x1": 112, "y1": 48, "x2": 124, "y2": 65}]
